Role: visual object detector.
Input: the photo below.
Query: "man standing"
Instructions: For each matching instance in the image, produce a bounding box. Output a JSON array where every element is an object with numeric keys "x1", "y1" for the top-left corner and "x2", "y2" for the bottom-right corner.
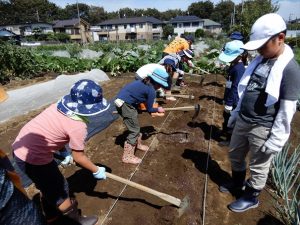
[{"x1": 221, "y1": 13, "x2": 300, "y2": 212}]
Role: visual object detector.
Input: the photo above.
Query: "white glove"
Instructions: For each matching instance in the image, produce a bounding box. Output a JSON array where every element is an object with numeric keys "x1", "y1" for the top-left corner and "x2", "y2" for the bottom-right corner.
[
  {"x1": 260, "y1": 145, "x2": 278, "y2": 155},
  {"x1": 61, "y1": 155, "x2": 73, "y2": 166},
  {"x1": 187, "y1": 60, "x2": 195, "y2": 68},
  {"x1": 177, "y1": 69, "x2": 184, "y2": 75},
  {"x1": 93, "y1": 166, "x2": 106, "y2": 180},
  {"x1": 224, "y1": 105, "x2": 233, "y2": 114}
]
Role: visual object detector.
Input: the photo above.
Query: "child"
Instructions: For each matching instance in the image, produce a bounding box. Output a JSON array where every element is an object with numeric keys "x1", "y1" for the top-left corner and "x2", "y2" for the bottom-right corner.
[
  {"x1": 13, "y1": 79, "x2": 109, "y2": 225},
  {"x1": 218, "y1": 40, "x2": 246, "y2": 145},
  {"x1": 115, "y1": 68, "x2": 168, "y2": 164},
  {"x1": 0, "y1": 89, "x2": 46, "y2": 225}
]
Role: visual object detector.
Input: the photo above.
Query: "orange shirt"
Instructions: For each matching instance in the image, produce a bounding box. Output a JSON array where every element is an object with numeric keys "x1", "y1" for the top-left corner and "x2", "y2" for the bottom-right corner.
[{"x1": 163, "y1": 37, "x2": 190, "y2": 54}]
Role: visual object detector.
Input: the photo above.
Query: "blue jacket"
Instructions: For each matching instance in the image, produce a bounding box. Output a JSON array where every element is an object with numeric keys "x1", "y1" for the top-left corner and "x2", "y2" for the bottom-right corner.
[
  {"x1": 117, "y1": 80, "x2": 158, "y2": 113},
  {"x1": 224, "y1": 62, "x2": 245, "y2": 107}
]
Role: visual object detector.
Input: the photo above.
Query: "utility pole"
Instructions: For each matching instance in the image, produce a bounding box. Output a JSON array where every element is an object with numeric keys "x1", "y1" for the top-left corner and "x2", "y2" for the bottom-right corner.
[
  {"x1": 36, "y1": 10, "x2": 40, "y2": 22},
  {"x1": 77, "y1": 1, "x2": 83, "y2": 44}
]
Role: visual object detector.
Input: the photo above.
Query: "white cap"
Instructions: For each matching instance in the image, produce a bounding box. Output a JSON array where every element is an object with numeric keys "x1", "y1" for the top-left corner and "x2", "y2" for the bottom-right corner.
[{"x1": 243, "y1": 13, "x2": 286, "y2": 51}]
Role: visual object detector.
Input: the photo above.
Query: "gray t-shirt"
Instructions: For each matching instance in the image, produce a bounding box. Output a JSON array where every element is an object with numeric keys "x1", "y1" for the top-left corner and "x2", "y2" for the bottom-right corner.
[{"x1": 239, "y1": 58, "x2": 300, "y2": 127}]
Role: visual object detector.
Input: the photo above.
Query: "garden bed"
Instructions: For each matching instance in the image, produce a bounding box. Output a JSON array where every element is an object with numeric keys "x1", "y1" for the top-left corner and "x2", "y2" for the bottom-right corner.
[{"x1": 0, "y1": 73, "x2": 293, "y2": 225}]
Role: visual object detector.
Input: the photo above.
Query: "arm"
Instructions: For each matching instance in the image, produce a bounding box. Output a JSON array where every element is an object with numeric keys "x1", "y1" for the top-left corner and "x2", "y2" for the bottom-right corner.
[
  {"x1": 146, "y1": 89, "x2": 159, "y2": 113},
  {"x1": 71, "y1": 150, "x2": 98, "y2": 173},
  {"x1": 264, "y1": 99, "x2": 297, "y2": 152}
]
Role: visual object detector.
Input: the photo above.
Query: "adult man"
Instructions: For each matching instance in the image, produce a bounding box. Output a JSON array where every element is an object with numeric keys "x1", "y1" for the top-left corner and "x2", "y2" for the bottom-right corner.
[{"x1": 221, "y1": 13, "x2": 300, "y2": 212}]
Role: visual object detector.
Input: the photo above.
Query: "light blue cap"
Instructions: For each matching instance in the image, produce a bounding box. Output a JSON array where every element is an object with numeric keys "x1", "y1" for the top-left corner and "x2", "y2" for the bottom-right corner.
[
  {"x1": 148, "y1": 68, "x2": 169, "y2": 88},
  {"x1": 219, "y1": 40, "x2": 244, "y2": 63}
]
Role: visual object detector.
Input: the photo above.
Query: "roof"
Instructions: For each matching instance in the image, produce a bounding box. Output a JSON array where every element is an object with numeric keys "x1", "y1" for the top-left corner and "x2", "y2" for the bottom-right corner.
[
  {"x1": 169, "y1": 16, "x2": 202, "y2": 23},
  {"x1": 0, "y1": 28, "x2": 17, "y2": 37},
  {"x1": 98, "y1": 17, "x2": 163, "y2": 26},
  {"x1": 203, "y1": 19, "x2": 221, "y2": 27},
  {"x1": 53, "y1": 18, "x2": 89, "y2": 28}
]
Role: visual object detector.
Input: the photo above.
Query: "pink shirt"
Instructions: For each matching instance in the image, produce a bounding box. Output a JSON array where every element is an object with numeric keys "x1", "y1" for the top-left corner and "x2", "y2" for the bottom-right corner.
[{"x1": 13, "y1": 104, "x2": 87, "y2": 165}]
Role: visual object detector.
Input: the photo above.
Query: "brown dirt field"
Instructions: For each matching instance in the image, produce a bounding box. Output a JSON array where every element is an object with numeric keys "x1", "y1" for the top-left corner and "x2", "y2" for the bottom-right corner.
[{"x1": 1, "y1": 73, "x2": 297, "y2": 225}]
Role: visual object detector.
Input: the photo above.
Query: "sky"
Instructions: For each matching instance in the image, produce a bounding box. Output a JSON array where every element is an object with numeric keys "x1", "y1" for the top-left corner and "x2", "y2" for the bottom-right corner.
[{"x1": 48, "y1": 0, "x2": 300, "y2": 21}]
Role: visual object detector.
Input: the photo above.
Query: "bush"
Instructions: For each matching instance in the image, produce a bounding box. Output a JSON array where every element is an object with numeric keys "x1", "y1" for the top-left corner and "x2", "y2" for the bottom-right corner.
[{"x1": 195, "y1": 29, "x2": 205, "y2": 38}]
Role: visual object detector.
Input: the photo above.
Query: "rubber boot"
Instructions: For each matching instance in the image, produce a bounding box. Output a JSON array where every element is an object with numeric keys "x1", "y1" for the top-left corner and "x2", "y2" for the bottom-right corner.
[
  {"x1": 122, "y1": 141, "x2": 142, "y2": 164},
  {"x1": 40, "y1": 196, "x2": 61, "y2": 224},
  {"x1": 136, "y1": 133, "x2": 149, "y2": 151},
  {"x1": 62, "y1": 199, "x2": 98, "y2": 225},
  {"x1": 219, "y1": 170, "x2": 246, "y2": 197},
  {"x1": 228, "y1": 181, "x2": 260, "y2": 212}
]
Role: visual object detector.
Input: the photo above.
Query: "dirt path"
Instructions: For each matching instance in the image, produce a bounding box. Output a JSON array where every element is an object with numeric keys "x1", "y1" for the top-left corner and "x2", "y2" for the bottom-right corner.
[{"x1": 1, "y1": 74, "x2": 292, "y2": 225}]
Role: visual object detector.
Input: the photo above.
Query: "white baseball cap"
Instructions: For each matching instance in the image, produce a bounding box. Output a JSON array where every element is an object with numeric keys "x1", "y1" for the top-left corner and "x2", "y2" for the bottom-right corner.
[{"x1": 243, "y1": 13, "x2": 286, "y2": 51}]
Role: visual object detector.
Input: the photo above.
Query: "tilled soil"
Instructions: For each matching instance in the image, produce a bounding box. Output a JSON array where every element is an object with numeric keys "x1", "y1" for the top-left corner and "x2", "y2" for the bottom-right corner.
[{"x1": 1, "y1": 73, "x2": 293, "y2": 225}]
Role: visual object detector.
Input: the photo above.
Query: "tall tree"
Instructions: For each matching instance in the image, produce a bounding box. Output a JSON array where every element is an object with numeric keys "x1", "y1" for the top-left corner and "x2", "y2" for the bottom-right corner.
[
  {"x1": 119, "y1": 7, "x2": 135, "y2": 18},
  {"x1": 88, "y1": 5, "x2": 107, "y2": 25},
  {"x1": 160, "y1": 9, "x2": 185, "y2": 21},
  {"x1": 64, "y1": 3, "x2": 90, "y2": 21},
  {"x1": 211, "y1": 0, "x2": 234, "y2": 31},
  {"x1": 232, "y1": 0, "x2": 279, "y2": 40},
  {"x1": 187, "y1": 0, "x2": 214, "y2": 19},
  {"x1": 143, "y1": 8, "x2": 160, "y2": 19}
]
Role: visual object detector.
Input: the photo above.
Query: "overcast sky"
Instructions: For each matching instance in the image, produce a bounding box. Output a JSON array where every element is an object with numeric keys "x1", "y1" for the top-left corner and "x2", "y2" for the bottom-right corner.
[{"x1": 48, "y1": 0, "x2": 300, "y2": 21}]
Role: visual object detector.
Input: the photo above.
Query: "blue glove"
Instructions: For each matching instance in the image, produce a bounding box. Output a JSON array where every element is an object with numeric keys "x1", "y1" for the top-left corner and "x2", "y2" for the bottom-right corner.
[{"x1": 93, "y1": 166, "x2": 106, "y2": 180}]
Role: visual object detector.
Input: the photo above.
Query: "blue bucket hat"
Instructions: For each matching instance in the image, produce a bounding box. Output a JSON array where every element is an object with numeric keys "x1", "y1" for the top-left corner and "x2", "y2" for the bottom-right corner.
[
  {"x1": 218, "y1": 40, "x2": 244, "y2": 63},
  {"x1": 229, "y1": 31, "x2": 244, "y2": 41},
  {"x1": 163, "y1": 58, "x2": 177, "y2": 71},
  {"x1": 148, "y1": 68, "x2": 169, "y2": 88},
  {"x1": 57, "y1": 79, "x2": 110, "y2": 116}
]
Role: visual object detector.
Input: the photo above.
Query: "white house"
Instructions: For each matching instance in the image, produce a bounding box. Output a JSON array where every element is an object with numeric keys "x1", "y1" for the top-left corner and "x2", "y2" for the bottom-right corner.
[{"x1": 169, "y1": 16, "x2": 204, "y2": 36}]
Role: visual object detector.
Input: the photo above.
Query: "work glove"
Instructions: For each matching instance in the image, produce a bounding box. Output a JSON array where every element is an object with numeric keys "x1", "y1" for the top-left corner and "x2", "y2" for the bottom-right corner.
[
  {"x1": 158, "y1": 107, "x2": 165, "y2": 113},
  {"x1": 60, "y1": 150, "x2": 73, "y2": 166},
  {"x1": 260, "y1": 144, "x2": 278, "y2": 155},
  {"x1": 177, "y1": 69, "x2": 184, "y2": 76},
  {"x1": 93, "y1": 166, "x2": 106, "y2": 180},
  {"x1": 224, "y1": 105, "x2": 233, "y2": 114},
  {"x1": 187, "y1": 60, "x2": 195, "y2": 68}
]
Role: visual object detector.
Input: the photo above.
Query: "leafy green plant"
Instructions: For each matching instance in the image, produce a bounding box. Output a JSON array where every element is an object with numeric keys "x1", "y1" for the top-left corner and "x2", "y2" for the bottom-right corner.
[{"x1": 271, "y1": 144, "x2": 300, "y2": 225}]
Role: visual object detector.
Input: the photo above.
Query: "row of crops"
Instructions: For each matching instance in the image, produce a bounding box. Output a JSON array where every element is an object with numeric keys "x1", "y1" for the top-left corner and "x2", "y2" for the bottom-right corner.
[{"x1": 0, "y1": 39, "x2": 225, "y2": 84}]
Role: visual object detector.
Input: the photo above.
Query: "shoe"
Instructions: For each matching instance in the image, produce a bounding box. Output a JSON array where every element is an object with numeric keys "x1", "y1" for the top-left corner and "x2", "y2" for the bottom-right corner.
[
  {"x1": 219, "y1": 170, "x2": 246, "y2": 196},
  {"x1": 136, "y1": 133, "x2": 149, "y2": 151},
  {"x1": 228, "y1": 181, "x2": 260, "y2": 212},
  {"x1": 122, "y1": 142, "x2": 142, "y2": 164}
]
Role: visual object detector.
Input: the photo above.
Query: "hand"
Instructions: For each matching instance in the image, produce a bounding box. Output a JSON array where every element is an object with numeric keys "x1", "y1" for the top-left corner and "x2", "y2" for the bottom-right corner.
[
  {"x1": 157, "y1": 107, "x2": 165, "y2": 113},
  {"x1": 260, "y1": 145, "x2": 278, "y2": 155},
  {"x1": 93, "y1": 166, "x2": 106, "y2": 180},
  {"x1": 61, "y1": 155, "x2": 73, "y2": 166},
  {"x1": 224, "y1": 105, "x2": 233, "y2": 114},
  {"x1": 177, "y1": 70, "x2": 184, "y2": 75}
]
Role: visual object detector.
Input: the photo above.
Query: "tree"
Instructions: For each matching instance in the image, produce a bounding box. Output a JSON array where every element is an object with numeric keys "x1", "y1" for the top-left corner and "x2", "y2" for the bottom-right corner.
[
  {"x1": 187, "y1": 1, "x2": 214, "y2": 19},
  {"x1": 211, "y1": 0, "x2": 234, "y2": 31},
  {"x1": 88, "y1": 6, "x2": 107, "y2": 25},
  {"x1": 232, "y1": 0, "x2": 279, "y2": 41},
  {"x1": 160, "y1": 9, "x2": 185, "y2": 21},
  {"x1": 143, "y1": 8, "x2": 160, "y2": 19},
  {"x1": 64, "y1": 3, "x2": 90, "y2": 21},
  {"x1": 162, "y1": 24, "x2": 174, "y2": 38},
  {"x1": 119, "y1": 7, "x2": 135, "y2": 18}
]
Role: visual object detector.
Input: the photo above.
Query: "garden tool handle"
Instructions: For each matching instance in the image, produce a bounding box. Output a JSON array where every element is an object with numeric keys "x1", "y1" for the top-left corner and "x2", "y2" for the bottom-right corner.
[
  {"x1": 164, "y1": 106, "x2": 196, "y2": 111},
  {"x1": 164, "y1": 94, "x2": 195, "y2": 100},
  {"x1": 105, "y1": 172, "x2": 182, "y2": 207}
]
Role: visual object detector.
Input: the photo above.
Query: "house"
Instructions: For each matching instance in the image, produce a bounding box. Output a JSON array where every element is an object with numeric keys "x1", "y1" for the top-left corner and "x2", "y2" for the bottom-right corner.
[
  {"x1": 0, "y1": 22, "x2": 53, "y2": 36},
  {"x1": 91, "y1": 16, "x2": 164, "y2": 41},
  {"x1": 203, "y1": 19, "x2": 222, "y2": 34},
  {"x1": 169, "y1": 16, "x2": 204, "y2": 36},
  {"x1": 52, "y1": 18, "x2": 92, "y2": 43}
]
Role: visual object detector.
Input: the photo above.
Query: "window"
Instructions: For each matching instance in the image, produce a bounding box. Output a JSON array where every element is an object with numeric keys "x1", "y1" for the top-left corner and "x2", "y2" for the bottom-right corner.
[
  {"x1": 107, "y1": 25, "x2": 112, "y2": 29},
  {"x1": 66, "y1": 29, "x2": 72, "y2": 34},
  {"x1": 152, "y1": 24, "x2": 157, "y2": 29},
  {"x1": 192, "y1": 22, "x2": 199, "y2": 27},
  {"x1": 183, "y1": 22, "x2": 190, "y2": 27},
  {"x1": 172, "y1": 23, "x2": 177, "y2": 28},
  {"x1": 130, "y1": 24, "x2": 134, "y2": 28},
  {"x1": 124, "y1": 24, "x2": 127, "y2": 29},
  {"x1": 178, "y1": 23, "x2": 182, "y2": 28},
  {"x1": 139, "y1": 24, "x2": 143, "y2": 28}
]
